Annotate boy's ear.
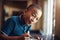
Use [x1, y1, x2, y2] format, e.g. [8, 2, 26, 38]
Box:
[23, 9, 27, 15]
[25, 9, 27, 12]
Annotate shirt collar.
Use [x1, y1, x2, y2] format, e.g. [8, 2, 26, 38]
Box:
[19, 14, 31, 26]
[19, 14, 25, 26]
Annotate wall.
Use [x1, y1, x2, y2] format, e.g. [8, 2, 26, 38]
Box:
[4, 5, 21, 20]
[55, 0, 60, 37]
[0, 0, 2, 31]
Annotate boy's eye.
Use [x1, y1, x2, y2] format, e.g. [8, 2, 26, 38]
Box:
[36, 18, 38, 20]
[32, 13, 36, 17]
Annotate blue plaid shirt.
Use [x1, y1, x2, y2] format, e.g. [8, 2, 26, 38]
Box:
[1, 16, 31, 36]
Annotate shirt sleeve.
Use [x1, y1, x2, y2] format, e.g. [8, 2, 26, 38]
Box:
[1, 18, 15, 36]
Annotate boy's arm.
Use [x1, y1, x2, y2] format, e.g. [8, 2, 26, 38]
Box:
[0, 33, 24, 40]
[0, 32, 30, 40]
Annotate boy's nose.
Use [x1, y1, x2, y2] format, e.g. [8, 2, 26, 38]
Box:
[31, 19, 34, 22]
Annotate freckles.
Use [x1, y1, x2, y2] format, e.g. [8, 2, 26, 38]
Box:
[30, 16, 33, 20]
[30, 16, 32, 19]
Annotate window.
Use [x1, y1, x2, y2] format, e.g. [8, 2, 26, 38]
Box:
[43, 0, 54, 35]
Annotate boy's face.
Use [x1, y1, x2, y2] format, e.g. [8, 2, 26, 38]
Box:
[25, 7, 42, 25]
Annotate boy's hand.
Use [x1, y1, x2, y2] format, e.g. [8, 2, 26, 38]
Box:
[22, 33, 30, 37]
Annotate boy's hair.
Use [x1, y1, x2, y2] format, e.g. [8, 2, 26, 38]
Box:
[27, 4, 41, 10]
